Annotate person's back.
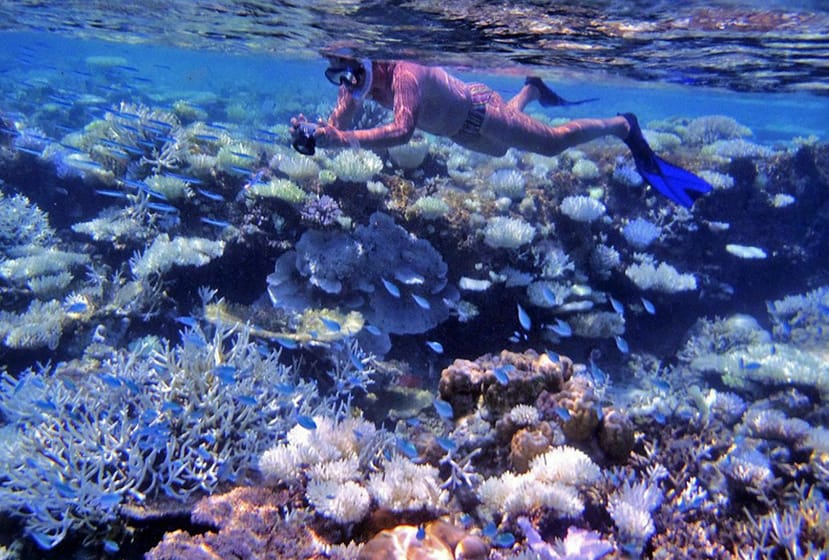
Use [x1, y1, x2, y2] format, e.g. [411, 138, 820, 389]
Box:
[372, 61, 471, 137]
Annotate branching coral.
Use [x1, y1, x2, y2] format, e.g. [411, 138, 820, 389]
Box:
[625, 260, 697, 293]
[0, 324, 316, 549]
[129, 234, 225, 279]
[483, 216, 536, 249]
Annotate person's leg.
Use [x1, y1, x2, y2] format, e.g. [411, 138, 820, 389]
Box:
[506, 83, 539, 112]
[480, 101, 630, 157]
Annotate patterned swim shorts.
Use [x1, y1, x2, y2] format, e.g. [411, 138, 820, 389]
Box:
[456, 83, 492, 140]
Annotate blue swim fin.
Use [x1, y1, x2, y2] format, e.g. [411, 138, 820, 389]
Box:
[526, 76, 599, 107]
[621, 113, 712, 208]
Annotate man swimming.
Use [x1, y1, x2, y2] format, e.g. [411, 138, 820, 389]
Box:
[291, 52, 711, 207]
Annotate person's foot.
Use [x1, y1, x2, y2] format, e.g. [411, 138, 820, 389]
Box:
[525, 76, 598, 107]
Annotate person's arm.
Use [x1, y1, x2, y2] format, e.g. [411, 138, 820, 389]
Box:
[328, 86, 359, 129]
[320, 66, 420, 150]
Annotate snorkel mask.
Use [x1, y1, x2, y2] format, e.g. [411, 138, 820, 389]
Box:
[324, 57, 373, 100]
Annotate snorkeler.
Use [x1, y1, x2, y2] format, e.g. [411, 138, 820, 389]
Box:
[291, 52, 711, 207]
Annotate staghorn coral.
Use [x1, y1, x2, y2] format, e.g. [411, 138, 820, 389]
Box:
[0, 191, 54, 253]
[0, 299, 66, 349]
[129, 234, 225, 279]
[0, 323, 317, 549]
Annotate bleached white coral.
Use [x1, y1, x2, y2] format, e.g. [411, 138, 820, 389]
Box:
[258, 416, 375, 486]
[607, 479, 662, 553]
[483, 216, 536, 249]
[622, 218, 661, 249]
[0, 299, 66, 349]
[329, 149, 383, 182]
[0, 192, 54, 252]
[246, 178, 307, 203]
[509, 404, 540, 426]
[560, 195, 605, 223]
[625, 261, 697, 293]
[530, 446, 601, 486]
[367, 455, 446, 512]
[0, 247, 89, 285]
[388, 136, 429, 169]
[477, 446, 600, 518]
[306, 479, 370, 524]
[129, 234, 225, 279]
[411, 196, 450, 220]
[490, 168, 526, 200]
[279, 154, 321, 181]
[572, 158, 600, 180]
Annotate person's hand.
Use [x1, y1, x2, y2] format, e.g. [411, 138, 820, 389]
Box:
[314, 124, 348, 148]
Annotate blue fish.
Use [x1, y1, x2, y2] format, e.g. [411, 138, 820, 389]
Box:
[396, 437, 419, 459]
[517, 303, 531, 331]
[416, 525, 426, 540]
[493, 532, 516, 548]
[146, 202, 179, 214]
[98, 373, 122, 388]
[274, 337, 298, 349]
[548, 318, 572, 337]
[297, 415, 317, 430]
[230, 151, 255, 160]
[175, 316, 199, 328]
[97, 492, 121, 508]
[435, 436, 457, 453]
[364, 324, 382, 336]
[213, 365, 236, 384]
[482, 522, 497, 538]
[161, 401, 184, 415]
[493, 365, 511, 386]
[194, 134, 220, 142]
[321, 317, 341, 332]
[381, 277, 400, 298]
[652, 378, 670, 392]
[406, 417, 421, 427]
[180, 331, 206, 347]
[200, 217, 231, 228]
[541, 285, 556, 305]
[34, 399, 58, 413]
[236, 395, 257, 406]
[614, 335, 629, 354]
[739, 358, 762, 371]
[609, 296, 624, 315]
[95, 189, 127, 199]
[163, 172, 203, 185]
[65, 301, 88, 313]
[552, 406, 571, 421]
[425, 340, 443, 354]
[15, 146, 43, 157]
[641, 296, 656, 315]
[196, 188, 225, 201]
[411, 293, 431, 310]
[433, 398, 453, 419]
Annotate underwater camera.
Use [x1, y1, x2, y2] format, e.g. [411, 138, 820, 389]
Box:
[291, 122, 318, 155]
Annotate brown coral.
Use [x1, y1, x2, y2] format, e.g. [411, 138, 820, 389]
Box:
[508, 427, 552, 472]
[537, 376, 600, 442]
[147, 486, 319, 560]
[358, 520, 488, 560]
[598, 407, 635, 461]
[439, 349, 571, 417]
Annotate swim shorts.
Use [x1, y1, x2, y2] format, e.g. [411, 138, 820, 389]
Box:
[455, 83, 492, 140]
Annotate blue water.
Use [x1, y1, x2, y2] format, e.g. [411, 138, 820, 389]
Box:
[0, 6, 828, 559]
